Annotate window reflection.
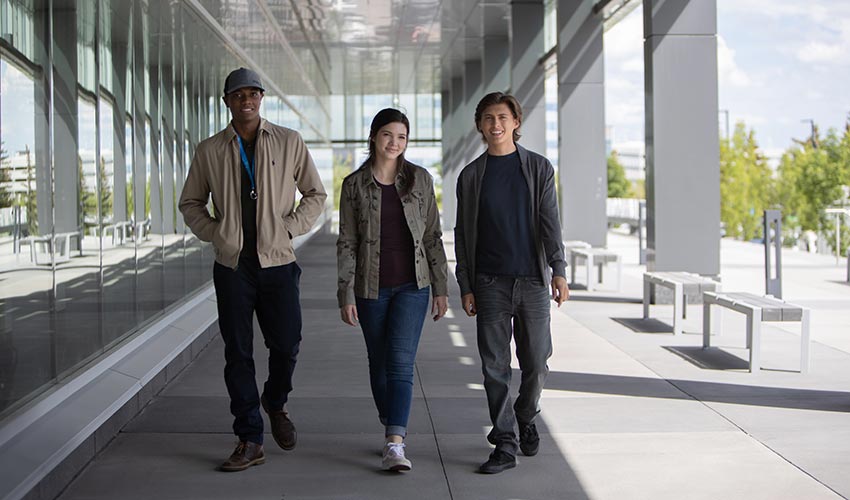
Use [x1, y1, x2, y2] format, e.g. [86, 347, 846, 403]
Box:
[0, 0, 341, 418]
[0, 0, 53, 417]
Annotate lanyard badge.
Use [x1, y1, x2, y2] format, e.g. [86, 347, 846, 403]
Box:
[236, 135, 257, 200]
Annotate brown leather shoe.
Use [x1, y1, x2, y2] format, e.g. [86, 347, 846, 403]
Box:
[262, 395, 297, 450]
[219, 441, 265, 472]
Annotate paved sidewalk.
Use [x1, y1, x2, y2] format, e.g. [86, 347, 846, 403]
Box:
[57, 233, 850, 500]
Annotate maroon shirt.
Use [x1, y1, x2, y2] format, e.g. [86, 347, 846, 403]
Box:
[378, 181, 416, 287]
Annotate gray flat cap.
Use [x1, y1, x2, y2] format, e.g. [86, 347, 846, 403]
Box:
[223, 67, 265, 95]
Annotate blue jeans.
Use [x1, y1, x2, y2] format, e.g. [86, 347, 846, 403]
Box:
[475, 273, 552, 457]
[356, 282, 430, 438]
[213, 257, 302, 445]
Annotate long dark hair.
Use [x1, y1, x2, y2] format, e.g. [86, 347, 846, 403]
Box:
[360, 108, 414, 197]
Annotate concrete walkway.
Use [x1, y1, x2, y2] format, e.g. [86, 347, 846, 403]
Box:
[56, 232, 850, 500]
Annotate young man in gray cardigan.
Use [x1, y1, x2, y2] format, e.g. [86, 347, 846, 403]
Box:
[454, 92, 569, 474]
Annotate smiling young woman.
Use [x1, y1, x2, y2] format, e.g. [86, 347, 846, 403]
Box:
[336, 108, 449, 472]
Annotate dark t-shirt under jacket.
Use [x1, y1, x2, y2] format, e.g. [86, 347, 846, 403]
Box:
[476, 151, 538, 278]
[378, 181, 416, 287]
[240, 137, 258, 260]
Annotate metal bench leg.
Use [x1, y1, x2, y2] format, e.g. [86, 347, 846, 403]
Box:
[616, 257, 622, 292]
[570, 253, 577, 285]
[673, 282, 683, 335]
[586, 255, 595, 292]
[642, 279, 651, 319]
[597, 262, 603, 284]
[711, 286, 722, 336]
[702, 302, 711, 348]
[710, 303, 722, 336]
[801, 309, 811, 374]
[747, 308, 762, 372]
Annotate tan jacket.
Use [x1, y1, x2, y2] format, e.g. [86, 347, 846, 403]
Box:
[179, 119, 327, 269]
[337, 162, 449, 307]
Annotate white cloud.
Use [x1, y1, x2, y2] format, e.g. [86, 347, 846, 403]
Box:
[794, 19, 850, 64]
[718, 0, 843, 24]
[797, 41, 845, 63]
[736, 113, 768, 125]
[606, 77, 639, 92]
[717, 35, 752, 87]
[604, 8, 642, 60]
[608, 102, 643, 126]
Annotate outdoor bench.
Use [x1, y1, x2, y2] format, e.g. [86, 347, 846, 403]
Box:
[643, 271, 721, 335]
[702, 291, 810, 373]
[569, 247, 621, 291]
[20, 231, 83, 265]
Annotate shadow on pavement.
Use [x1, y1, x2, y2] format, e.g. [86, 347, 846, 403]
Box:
[545, 370, 850, 413]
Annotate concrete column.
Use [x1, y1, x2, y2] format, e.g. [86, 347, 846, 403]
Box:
[148, 59, 162, 235]
[51, 5, 79, 235]
[173, 13, 186, 234]
[557, 0, 607, 247]
[510, 0, 546, 155]
[440, 87, 452, 231]
[32, 4, 52, 235]
[484, 36, 510, 93]
[110, 35, 128, 225]
[131, 2, 147, 226]
[441, 76, 465, 231]
[461, 59, 483, 168]
[644, 0, 720, 275]
[160, 61, 175, 235]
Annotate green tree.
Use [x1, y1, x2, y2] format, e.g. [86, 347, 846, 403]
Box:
[607, 150, 631, 198]
[776, 125, 849, 240]
[22, 146, 37, 235]
[79, 155, 98, 223]
[126, 180, 134, 218]
[99, 156, 113, 220]
[0, 142, 11, 208]
[720, 122, 772, 240]
[332, 151, 353, 211]
[777, 122, 850, 254]
[431, 161, 443, 209]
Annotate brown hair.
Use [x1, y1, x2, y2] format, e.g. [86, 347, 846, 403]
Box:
[474, 92, 523, 142]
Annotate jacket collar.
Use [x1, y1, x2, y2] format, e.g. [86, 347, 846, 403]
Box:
[473, 142, 529, 185]
[224, 118, 270, 142]
[358, 160, 410, 191]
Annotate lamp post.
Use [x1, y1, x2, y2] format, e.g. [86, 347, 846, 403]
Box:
[801, 118, 816, 147]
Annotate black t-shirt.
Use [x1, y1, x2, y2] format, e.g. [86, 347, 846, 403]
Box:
[476, 151, 538, 277]
[378, 181, 416, 287]
[239, 137, 258, 260]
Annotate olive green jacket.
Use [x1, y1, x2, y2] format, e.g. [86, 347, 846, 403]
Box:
[336, 162, 449, 307]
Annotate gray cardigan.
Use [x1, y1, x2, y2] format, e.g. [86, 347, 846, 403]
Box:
[453, 143, 567, 296]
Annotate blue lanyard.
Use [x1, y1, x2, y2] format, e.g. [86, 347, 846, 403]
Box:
[236, 135, 257, 200]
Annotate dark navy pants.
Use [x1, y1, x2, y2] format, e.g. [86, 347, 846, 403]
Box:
[213, 257, 302, 445]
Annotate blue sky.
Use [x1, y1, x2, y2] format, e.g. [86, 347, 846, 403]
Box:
[604, 0, 850, 158]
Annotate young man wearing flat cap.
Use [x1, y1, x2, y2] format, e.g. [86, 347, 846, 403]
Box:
[179, 67, 327, 472]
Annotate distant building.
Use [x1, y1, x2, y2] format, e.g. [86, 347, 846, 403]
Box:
[611, 140, 645, 182]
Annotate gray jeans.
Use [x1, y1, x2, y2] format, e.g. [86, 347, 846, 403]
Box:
[475, 273, 552, 456]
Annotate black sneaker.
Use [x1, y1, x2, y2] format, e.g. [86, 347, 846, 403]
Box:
[478, 450, 517, 474]
[519, 423, 539, 456]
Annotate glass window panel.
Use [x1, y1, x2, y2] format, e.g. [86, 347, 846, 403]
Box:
[416, 93, 433, 141]
[0, 50, 50, 416]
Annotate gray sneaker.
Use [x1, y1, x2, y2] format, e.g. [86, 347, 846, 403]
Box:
[382, 442, 412, 471]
